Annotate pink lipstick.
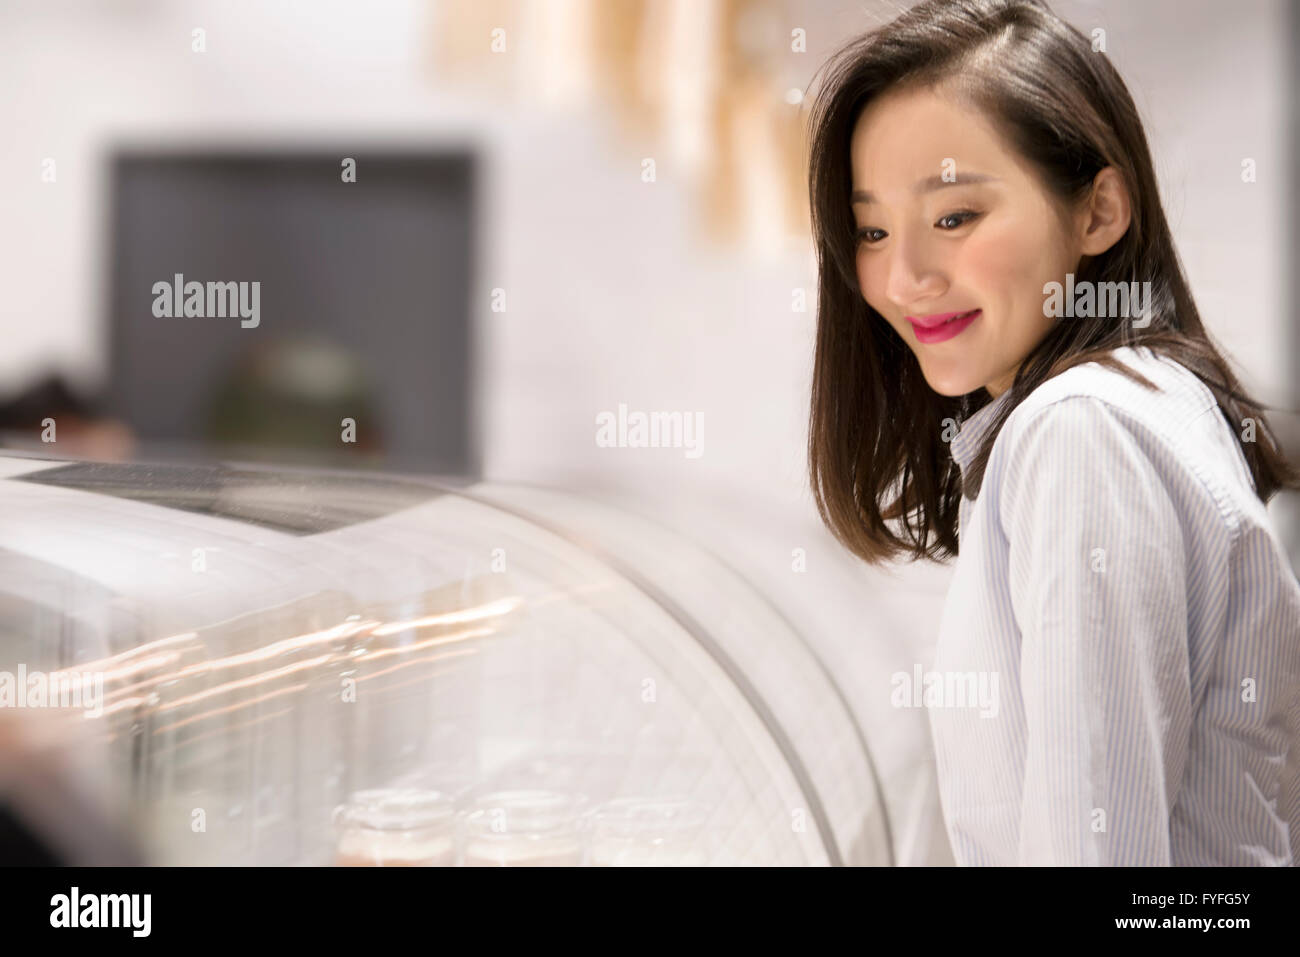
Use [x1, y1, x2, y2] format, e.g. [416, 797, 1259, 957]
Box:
[905, 308, 981, 344]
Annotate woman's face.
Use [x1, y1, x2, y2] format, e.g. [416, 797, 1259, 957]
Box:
[849, 85, 1084, 398]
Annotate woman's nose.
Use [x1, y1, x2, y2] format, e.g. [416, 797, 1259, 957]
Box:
[882, 234, 945, 309]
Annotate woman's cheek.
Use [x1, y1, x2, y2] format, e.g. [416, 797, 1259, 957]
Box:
[956, 226, 1005, 283]
[966, 215, 1055, 290]
[856, 253, 886, 308]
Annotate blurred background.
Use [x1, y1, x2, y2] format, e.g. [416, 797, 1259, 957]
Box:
[0, 0, 1296, 867]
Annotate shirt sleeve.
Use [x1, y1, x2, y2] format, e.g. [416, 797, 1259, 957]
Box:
[998, 396, 1192, 865]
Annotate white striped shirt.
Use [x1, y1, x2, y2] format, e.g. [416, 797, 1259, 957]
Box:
[930, 344, 1300, 865]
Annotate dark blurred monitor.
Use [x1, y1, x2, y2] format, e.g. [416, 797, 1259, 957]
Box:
[105, 148, 478, 476]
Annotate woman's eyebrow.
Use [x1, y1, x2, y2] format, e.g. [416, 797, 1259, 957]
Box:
[851, 172, 999, 205]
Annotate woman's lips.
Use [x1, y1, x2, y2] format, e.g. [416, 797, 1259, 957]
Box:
[907, 308, 981, 344]
[906, 308, 979, 329]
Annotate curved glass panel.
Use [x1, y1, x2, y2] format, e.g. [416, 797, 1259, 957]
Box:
[0, 453, 891, 865]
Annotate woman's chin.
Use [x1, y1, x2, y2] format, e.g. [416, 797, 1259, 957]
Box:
[917, 366, 985, 399]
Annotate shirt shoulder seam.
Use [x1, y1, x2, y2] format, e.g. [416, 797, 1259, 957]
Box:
[999, 390, 1244, 547]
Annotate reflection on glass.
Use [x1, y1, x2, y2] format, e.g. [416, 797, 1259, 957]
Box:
[0, 456, 891, 866]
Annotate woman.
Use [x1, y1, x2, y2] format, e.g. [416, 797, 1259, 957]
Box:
[805, 0, 1300, 865]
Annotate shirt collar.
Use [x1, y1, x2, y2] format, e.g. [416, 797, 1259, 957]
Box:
[950, 389, 1013, 474]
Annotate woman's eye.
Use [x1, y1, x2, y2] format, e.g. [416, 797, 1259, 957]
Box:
[856, 211, 979, 247]
[936, 210, 979, 230]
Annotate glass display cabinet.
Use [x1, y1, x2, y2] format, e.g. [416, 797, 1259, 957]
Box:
[0, 451, 892, 866]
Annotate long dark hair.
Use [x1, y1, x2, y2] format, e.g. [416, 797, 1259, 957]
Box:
[806, 0, 1300, 565]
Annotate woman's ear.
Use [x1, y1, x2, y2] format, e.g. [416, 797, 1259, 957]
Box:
[1078, 166, 1132, 257]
